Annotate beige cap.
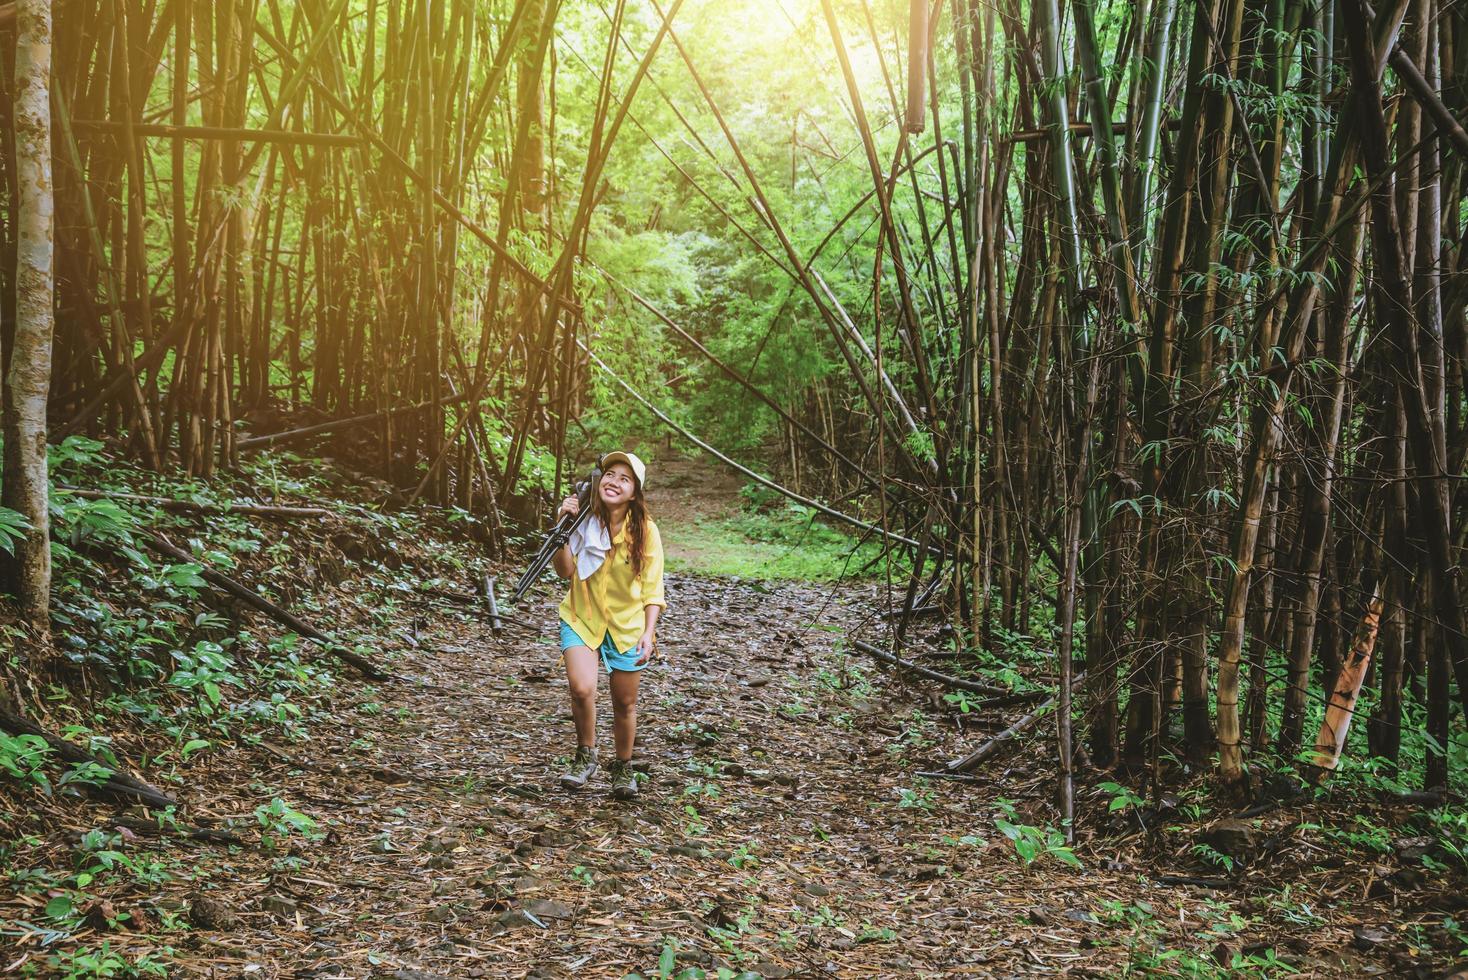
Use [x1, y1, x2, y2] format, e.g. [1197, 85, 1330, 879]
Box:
[600, 451, 647, 490]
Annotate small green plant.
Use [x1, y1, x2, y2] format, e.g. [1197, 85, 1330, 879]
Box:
[167, 639, 242, 710]
[992, 800, 1080, 868]
[942, 690, 979, 714]
[58, 760, 114, 790]
[0, 505, 33, 556]
[943, 832, 987, 848]
[624, 935, 751, 980]
[0, 731, 53, 792]
[728, 842, 760, 869]
[1098, 780, 1145, 814]
[1424, 806, 1468, 870]
[1300, 814, 1393, 856]
[683, 778, 721, 799]
[1192, 841, 1236, 874]
[896, 786, 935, 811]
[1440, 916, 1468, 957]
[44, 942, 171, 979]
[1228, 946, 1300, 975]
[255, 797, 322, 851]
[1264, 885, 1322, 928]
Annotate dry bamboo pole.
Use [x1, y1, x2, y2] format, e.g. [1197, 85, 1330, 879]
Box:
[62, 489, 330, 518]
[851, 640, 1014, 697]
[1278, 210, 1366, 758]
[1123, 0, 1216, 770]
[143, 533, 388, 680]
[944, 672, 1088, 773]
[236, 391, 470, 450]
[1307, 589, 1384, 781]
[1174, 0, 1245, 766]
[1071, 0, 1142, 335]
[416, 0, 443, 503]
[856, 0, 959, 363]
[1034, 0, 1092, 837]
[110, 0, 152, 359]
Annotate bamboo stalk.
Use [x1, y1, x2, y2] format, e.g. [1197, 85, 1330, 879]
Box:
[70, 119, 361, 145]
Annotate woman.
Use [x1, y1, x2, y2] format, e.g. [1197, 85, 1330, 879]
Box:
[551, 451, 665, 799]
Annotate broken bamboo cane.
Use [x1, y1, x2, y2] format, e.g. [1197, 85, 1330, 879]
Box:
[944, 671, 1088, 774]
[235, 392, 469, 450]
[69, 120, 361, 147]
[1307, 589, 1384, 782]
[850, 640, 1013, 697]
[0, 703, 175, 809]
[143, 534, 389, 680]
[484, 574, 504, 635]
[63, 489, 330, 519]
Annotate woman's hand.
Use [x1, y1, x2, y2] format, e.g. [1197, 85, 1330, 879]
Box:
[557, 495, 580, 519]
[634, 628, 657, 665]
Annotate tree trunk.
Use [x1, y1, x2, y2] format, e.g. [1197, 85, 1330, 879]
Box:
[1, 0, 55, 633]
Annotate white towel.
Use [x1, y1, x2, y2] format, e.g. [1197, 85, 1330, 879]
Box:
[567, 514, 612, 580]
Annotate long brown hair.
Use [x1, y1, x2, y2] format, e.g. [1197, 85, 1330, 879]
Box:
[592, 470, 650, 577]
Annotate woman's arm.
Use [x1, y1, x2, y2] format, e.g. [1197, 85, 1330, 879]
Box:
[635, 523, 666, 664]
[635, 603, 662, 665]
[550, 496, 578, 579]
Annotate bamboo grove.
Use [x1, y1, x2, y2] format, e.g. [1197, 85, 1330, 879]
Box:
[0, 0, 1465, 804]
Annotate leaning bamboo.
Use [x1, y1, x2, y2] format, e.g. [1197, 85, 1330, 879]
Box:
[236, 392, 470, 450]
[61, 489, 331, 519]
[581, 342, 929, 552]
[945, 672, 1088, 773]
[850, 639, 1014, 697]
[1308, 590, 1385, 779]
[70, 120, 361, 146]
[143, 534, 389, 680]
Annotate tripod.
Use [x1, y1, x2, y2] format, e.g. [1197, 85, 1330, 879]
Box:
[510, 468, 602, 603]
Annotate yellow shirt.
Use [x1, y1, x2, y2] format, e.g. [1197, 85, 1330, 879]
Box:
[560, 518, 666, 652]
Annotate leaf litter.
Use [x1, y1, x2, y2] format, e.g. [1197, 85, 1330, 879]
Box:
[1, 457, 1463, 977]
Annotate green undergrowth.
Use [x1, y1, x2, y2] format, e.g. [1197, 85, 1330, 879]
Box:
[667, 486, 906, 581]
[1, 436, 498, 976]
[2, 437, 491, 770]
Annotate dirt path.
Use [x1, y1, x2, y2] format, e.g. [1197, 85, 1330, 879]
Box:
[168, 573, 1137, 977]
[640, 451, 750, 570]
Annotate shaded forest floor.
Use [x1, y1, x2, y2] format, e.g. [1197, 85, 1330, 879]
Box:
[2, 451, 1465, 977]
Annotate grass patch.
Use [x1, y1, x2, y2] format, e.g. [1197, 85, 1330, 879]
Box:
[666, 499, 903, 581]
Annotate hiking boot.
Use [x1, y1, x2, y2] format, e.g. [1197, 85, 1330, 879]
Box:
[609, 759, 638, 801]
[559, 746, 598, 790]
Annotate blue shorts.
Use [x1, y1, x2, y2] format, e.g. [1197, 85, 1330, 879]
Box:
[559, 620, 647, 674]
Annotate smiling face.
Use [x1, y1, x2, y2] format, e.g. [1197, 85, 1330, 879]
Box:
[598, 462, 638, 508]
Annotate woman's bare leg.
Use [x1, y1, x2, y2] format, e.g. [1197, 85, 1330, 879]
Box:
[609, 668, 642, 761]
[563, 646, 599, 747]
